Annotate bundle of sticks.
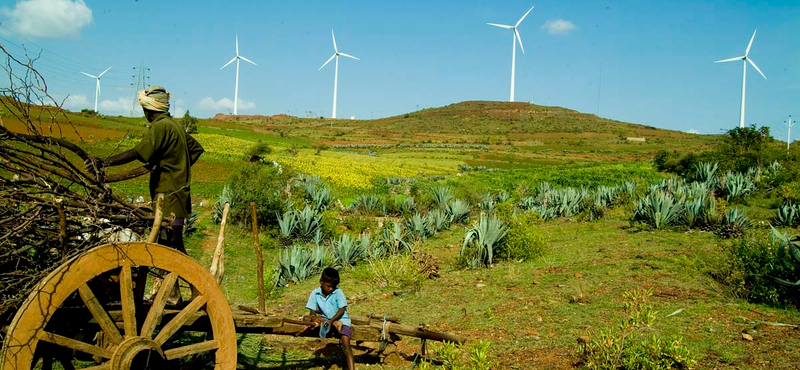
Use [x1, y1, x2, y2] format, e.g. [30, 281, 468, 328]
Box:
[0, 45, 152, 327]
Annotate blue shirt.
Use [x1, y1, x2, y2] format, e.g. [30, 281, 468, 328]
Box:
[305, 287, 351, 326]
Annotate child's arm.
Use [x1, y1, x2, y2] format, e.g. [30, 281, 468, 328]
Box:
[308, 309, 324, 324]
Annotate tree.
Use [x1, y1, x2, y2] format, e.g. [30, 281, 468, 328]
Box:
[179, 110, 198, 134]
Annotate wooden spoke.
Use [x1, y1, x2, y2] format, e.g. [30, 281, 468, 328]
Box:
[164, 340, 219, 360]
[119, 264, 137, 338]
[140, 272, 179, 338]
[77, 284, 123, 345]
[37, 331, 113, 359]
[154, 295, 207, 346]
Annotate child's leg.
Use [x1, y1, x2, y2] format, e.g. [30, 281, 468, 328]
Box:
[340, 325, 355, 370]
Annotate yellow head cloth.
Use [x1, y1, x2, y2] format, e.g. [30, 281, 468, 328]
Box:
[138, 85, 171, 112]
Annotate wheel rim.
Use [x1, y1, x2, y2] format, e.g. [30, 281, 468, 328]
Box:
[1, 242, 236, 370]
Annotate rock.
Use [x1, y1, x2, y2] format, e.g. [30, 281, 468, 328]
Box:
[476, 283, 486, 288]
[577, 335, 591, 345]
[574, 272, 583, 278]
[741, 333, 753, 341]
[533, 281, 541, 285]
[135, 196, 144, 203]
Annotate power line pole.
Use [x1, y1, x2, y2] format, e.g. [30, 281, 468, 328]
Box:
[130, 58, 150, 117]
[787, 115, 794, 153]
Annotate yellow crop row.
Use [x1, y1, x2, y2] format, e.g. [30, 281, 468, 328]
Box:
[193, 134, 253, 158]
[268, 150, 454, 189]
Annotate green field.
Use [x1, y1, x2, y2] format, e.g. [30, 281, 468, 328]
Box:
[4, 101, 799, 369]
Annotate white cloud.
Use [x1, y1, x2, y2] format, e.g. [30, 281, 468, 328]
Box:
[0, 0, 93, 39]
[62, 94, 90, 111]
[687, 129, 701, 134]
[541, 19, 576, 35]
[196, 97, 256, 113]
[99, 97, 133, 116]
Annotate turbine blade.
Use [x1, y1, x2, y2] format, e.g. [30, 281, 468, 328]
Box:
[98, 66, 112, 78]
[515, 5, 535, 27]
[714, 56, 744, 63]
[239, 56, 257, 66]
[319, 54, 336, 70]
[338, 52, 360, 60]
[515, 28, 525, 54]
[236, 34, 239, 56]
[487, 23, 513, 29]
[220, 57, 236, 70]
[331, 30, 338, 53]
[747, 58, 767, 80]
[745, 29, 756, 56]
[81, 72, 97, 78]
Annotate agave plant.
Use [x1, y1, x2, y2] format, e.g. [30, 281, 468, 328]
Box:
[332, 233, 366, 267]
[446, 199, 470, 224]
[183, 211, 200, 236]
[307, 185, 332, 213]
[632, 193, 684, 229]
[277, 210, 297, 240]
[518, 196, 537, 211]
[406, 212, 431, 241]
[594, 186, 619, 207]
[530, 205, 557, 221]
[717, 207, 752, 239]
[379, 222, 412, 254]
[352, 193, 382, 215]
[535, 181, 554, 196]
[278, 244, 322, 286]
[694, 162, 719, 185]
[775, 202, 800, 227]
[764, 228, 800, 288]
[429, 209, 451, 233]
[683, 192, 717, 229]
[620, 181, 637, 201]
[461, 214, 508, 267]
[720, 172, 755, 201]
[294, 205, 321, 240]
[554, 187, 585, 217]
[430, 186, 454, 208]
[478, 192, 496, 214]
[495, 191, 511, 203]
[398, 196, 416, 215]
[764, 160, 783, 188]
[360, 232, 385, 260]
[212, 185, 235, 224]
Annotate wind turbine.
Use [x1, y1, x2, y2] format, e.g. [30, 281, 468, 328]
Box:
[220, 35, 257, 115]
[488, 5, 534, 102]
[787, 115, 794, 152]
[715, 29, 767, 128]
[319, 30, 359, 119]
[80, 66, 112, 113]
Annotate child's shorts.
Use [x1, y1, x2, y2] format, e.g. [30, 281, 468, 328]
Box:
[320, 324, 352, 338]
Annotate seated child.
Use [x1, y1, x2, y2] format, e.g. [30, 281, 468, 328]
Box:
[306, 267, 355, 370]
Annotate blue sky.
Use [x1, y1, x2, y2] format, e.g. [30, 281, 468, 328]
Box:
[1, 0, 798, 138]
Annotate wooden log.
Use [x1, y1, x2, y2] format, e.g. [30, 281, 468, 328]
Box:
[250, 202, 265, 313]
[146, 194, 164, 243]
[209, 203, 230, 285]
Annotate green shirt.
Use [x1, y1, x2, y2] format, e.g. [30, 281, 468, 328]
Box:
[134, 113, 204, 218]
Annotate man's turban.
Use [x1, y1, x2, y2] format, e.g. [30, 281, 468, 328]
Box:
[138, 85, 170, 112]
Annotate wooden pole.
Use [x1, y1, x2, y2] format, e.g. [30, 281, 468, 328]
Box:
[147, 194, 165, 243]
[210, 203, 230, 285]
[251, 202, 265, 314]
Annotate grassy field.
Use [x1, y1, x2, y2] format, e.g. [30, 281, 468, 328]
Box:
[4, 101, 798, 369]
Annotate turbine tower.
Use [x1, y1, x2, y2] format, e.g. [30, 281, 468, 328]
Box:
[220, 35, 257, 115]
[787, 115, 794, 152]
[488, 5, 534, 102]
[80, 66, 112, 113]
[319, 30, 359, 119]
[715, 29, 767, 128]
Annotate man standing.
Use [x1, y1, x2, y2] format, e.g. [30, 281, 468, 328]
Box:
[88, 85, 204, 253]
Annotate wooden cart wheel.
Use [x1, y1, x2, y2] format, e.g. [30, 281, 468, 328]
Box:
[1, 242, 236, 370]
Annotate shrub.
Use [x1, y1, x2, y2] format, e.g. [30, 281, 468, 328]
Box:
[363, 253, 426, 292]
[500, 213, 545, 261]
[717, 230, 800, 306]
[577, 289, 697, 370]
[460, 214, 507, 268]
[225, 165, 290, 227]
[179, 110, 198, 134]
[341, 214, 376, 234]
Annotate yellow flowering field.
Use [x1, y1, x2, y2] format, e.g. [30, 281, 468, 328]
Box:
[269, 150, 455, 189]
[193, 133, 254, 159]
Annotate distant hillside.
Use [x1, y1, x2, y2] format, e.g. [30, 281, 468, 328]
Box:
[358, 101, 696, 139]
